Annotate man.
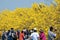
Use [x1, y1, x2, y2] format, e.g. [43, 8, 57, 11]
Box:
[30, 28, 39, 40]
[48, 26, 56, 40]
[10, 28, 15, 33]
[7, 28, 17, 40]
[2, 31, 7, 40]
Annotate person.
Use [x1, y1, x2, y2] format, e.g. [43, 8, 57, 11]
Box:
[10, 28, 17, 40]
[12, 33, 17, 40]
[6, 30, 10, 40]
[30, 28, 39, 40]
[48, 26, 56, 40]
[16, 30, 20, 39]
[19, 31, 24, 40]
[23, 28, 28, 40]
[7, 28, 17, 40]
[39, 29, 46, 40]
[7, 28, 14, 40]
[28, 30, 32, 37]
[25, 29, 30, 39]
[23, 28, 26, 35]
[0, 31, 2, 39]
[30, 29, 34, 35]
[10, 28, 15, 33]
[7, 30, 10, 37]
[2, 31, 7, 40]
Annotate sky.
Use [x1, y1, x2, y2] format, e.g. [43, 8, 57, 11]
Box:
[0, 0, 56, 11]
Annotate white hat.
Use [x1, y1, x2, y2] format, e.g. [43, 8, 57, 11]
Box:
[34, 28, 37, 30]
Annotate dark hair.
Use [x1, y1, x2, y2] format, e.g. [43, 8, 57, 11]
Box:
[11, 28, 14, 30]
[40, 29, 43, 33]
[21, 31, 24, 33]
[34, 30, 37, 32]
[8, 30, 10, 32]
[50, 26, 53, 31]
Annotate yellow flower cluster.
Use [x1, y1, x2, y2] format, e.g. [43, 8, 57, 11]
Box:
[0, 0, 60, 40]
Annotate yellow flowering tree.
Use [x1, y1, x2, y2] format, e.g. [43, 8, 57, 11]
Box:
[0, 0, 60, 40]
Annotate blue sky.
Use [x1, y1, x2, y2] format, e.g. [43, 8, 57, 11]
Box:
[0, 0, 56, 11]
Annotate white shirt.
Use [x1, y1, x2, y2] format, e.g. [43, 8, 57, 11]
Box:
[30, 32, 39, 40]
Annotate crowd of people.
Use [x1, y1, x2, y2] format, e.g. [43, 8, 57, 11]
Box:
[1, 26, 56, 40]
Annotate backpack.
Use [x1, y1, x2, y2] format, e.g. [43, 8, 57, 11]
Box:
[12, 33, 17, 40]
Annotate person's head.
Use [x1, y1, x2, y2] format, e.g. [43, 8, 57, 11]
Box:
[11, 28, 14, 30]
[34, 30, 37, 32]
[21, 31, 24, 33]
[33, 28, 37, 32]
[8, 30, 10, 32]
[40, 29, 43, 33]
[50, 26, 53, 31]
[54, 28, 57, 31]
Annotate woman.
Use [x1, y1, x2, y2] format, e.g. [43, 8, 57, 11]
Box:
[39, 30, 46, 40]
[19, 31, 24, 40]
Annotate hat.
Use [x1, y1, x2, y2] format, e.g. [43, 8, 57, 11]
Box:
[34, 28, 37, 30]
